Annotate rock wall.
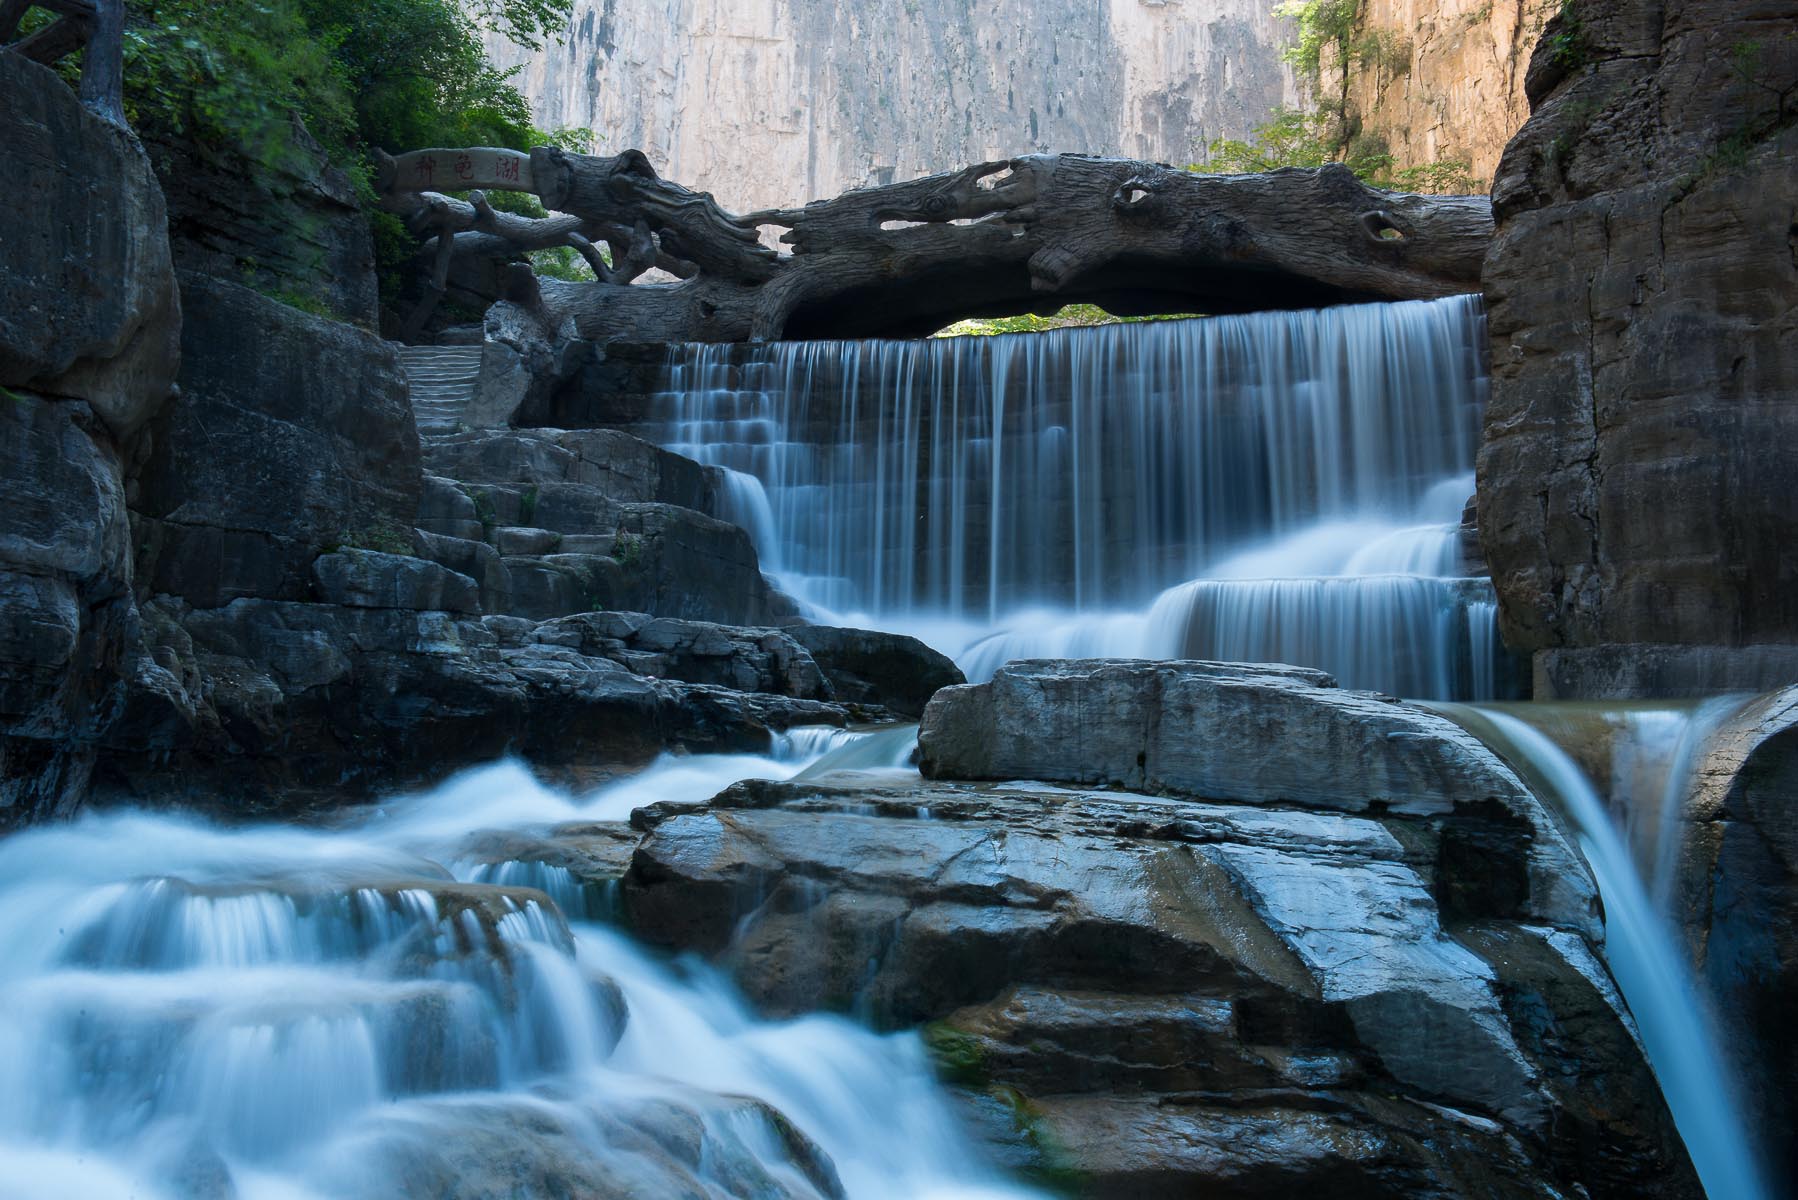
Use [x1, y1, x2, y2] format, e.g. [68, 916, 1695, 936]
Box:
[0, 55, 179, 825]
[132, 274, 422, 608]
[1333, 0, 1558, 185]
[485, 0, 1299, 210]
[142, 120, 380, 327]
[1478, 0, 1798, 692]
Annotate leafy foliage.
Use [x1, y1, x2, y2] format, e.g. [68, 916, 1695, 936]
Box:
[122, 1, 355, 170]
[933, 304, 1201, 338]
[1193, 108, 1474, 194]
[1275, 0, 1361, 81]
[119, 0, 577, 304]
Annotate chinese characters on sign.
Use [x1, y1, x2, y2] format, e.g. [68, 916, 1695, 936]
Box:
[388, 149, 534, 194]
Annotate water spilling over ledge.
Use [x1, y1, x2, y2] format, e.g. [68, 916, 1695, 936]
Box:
[0, 734, 1037, 1200]
[647, 295, 1509, 698]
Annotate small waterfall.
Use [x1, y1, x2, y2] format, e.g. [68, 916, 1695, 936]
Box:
[0, 742, 1028, 1200]
[1433, 702, 1770, 1200]
[651, 295, 1506, 698]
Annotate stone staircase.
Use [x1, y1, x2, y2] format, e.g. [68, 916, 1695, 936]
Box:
[396, 345, 482, 434]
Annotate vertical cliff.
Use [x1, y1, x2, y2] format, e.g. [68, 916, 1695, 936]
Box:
[1331, 0, 1558, 184]
[486, 0, 1300, 209]
[1478, 0, 1798, 696]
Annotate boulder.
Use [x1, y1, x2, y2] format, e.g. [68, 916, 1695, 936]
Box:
[1478, 0, 1798, 681]
[1681, 687, 1798, 1186]
[0, 55, 180, 439]
[410, 530, 511, 614]
[785, 626, 964, 717]
[532, 612, 831, 700]
[133, 274, 421, 606]
[919, 659, 1597, 933]
[312, 551, 480, 614]
[421, 427, 715, 513]
[607, 503, 785, 627]
[617, 775, 1694, 1198]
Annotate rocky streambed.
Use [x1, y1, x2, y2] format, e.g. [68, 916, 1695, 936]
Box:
[454, 659, 1716, 1198]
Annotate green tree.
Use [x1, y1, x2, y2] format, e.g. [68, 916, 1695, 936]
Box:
[1194, 1, 1474, 193]
[118, 0, 578, 305]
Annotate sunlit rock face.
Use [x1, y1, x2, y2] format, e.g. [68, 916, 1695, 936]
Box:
[485, 0, 1299, 209]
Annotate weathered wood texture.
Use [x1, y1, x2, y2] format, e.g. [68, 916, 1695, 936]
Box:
[381, 147, 1494, 342]
[3, 0, 123, 127]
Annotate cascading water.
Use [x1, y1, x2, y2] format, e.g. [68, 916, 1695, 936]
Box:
[0, 730, 1039, 1200]
[650, 295, 1507, 697]
[1432, 701, 1771, 1200]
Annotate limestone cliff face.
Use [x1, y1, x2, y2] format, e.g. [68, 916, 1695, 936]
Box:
[1334, 0, 1557, 185]
[486, 0, 1300, 209]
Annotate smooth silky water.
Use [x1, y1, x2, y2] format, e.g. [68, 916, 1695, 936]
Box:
[1431, 700, 1771, 1200]
[649, 294, 1507, 698]
[0, 730, 1034, 1200]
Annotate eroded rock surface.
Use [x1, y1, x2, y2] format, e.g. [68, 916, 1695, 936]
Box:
[920, 658, 1599, 935]
[1478, 0, 1798, 687]
[134, 273, 421, 607]
[101, 598, 858, 816]
[603, 768, 1690, 1198]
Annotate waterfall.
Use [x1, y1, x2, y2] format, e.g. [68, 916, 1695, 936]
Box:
[0, 737, 1037, 1200]
[651, 295, 1507, 698]
[1431, 702, 1770, 1200]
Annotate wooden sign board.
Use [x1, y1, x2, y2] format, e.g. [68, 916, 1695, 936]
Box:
[384, 148, 535, 194]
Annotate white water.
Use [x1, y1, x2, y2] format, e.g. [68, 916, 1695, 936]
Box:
[0, 731, 1037, 1200]
[1439, 706, 1770, 1200]
[656, 295, 1505, 698]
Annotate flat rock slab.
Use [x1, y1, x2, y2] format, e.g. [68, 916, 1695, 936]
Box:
[920, 658, 1598, 935]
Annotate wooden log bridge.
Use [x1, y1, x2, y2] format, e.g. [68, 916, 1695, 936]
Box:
[378, 145, 1494, 343]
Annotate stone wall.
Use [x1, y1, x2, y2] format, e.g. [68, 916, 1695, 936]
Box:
[1476, 0, 1798, 692]
[485, 0, 1299, 210]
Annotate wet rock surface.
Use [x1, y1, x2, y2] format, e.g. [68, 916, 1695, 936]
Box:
[417, 426, 797, 625]
[921, 658, 1600, 935]
[98, 598, 862, 816]
[1683, 687, 1798, 1184]
[601, 768, 1693, 1198]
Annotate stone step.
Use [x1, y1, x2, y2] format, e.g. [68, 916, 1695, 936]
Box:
[396, 343, 482, 433]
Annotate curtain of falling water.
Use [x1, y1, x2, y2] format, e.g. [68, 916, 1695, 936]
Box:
[653, 295, 1505, 698]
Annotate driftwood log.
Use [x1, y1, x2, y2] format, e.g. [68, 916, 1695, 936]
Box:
[380, 146, 1493, 343]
